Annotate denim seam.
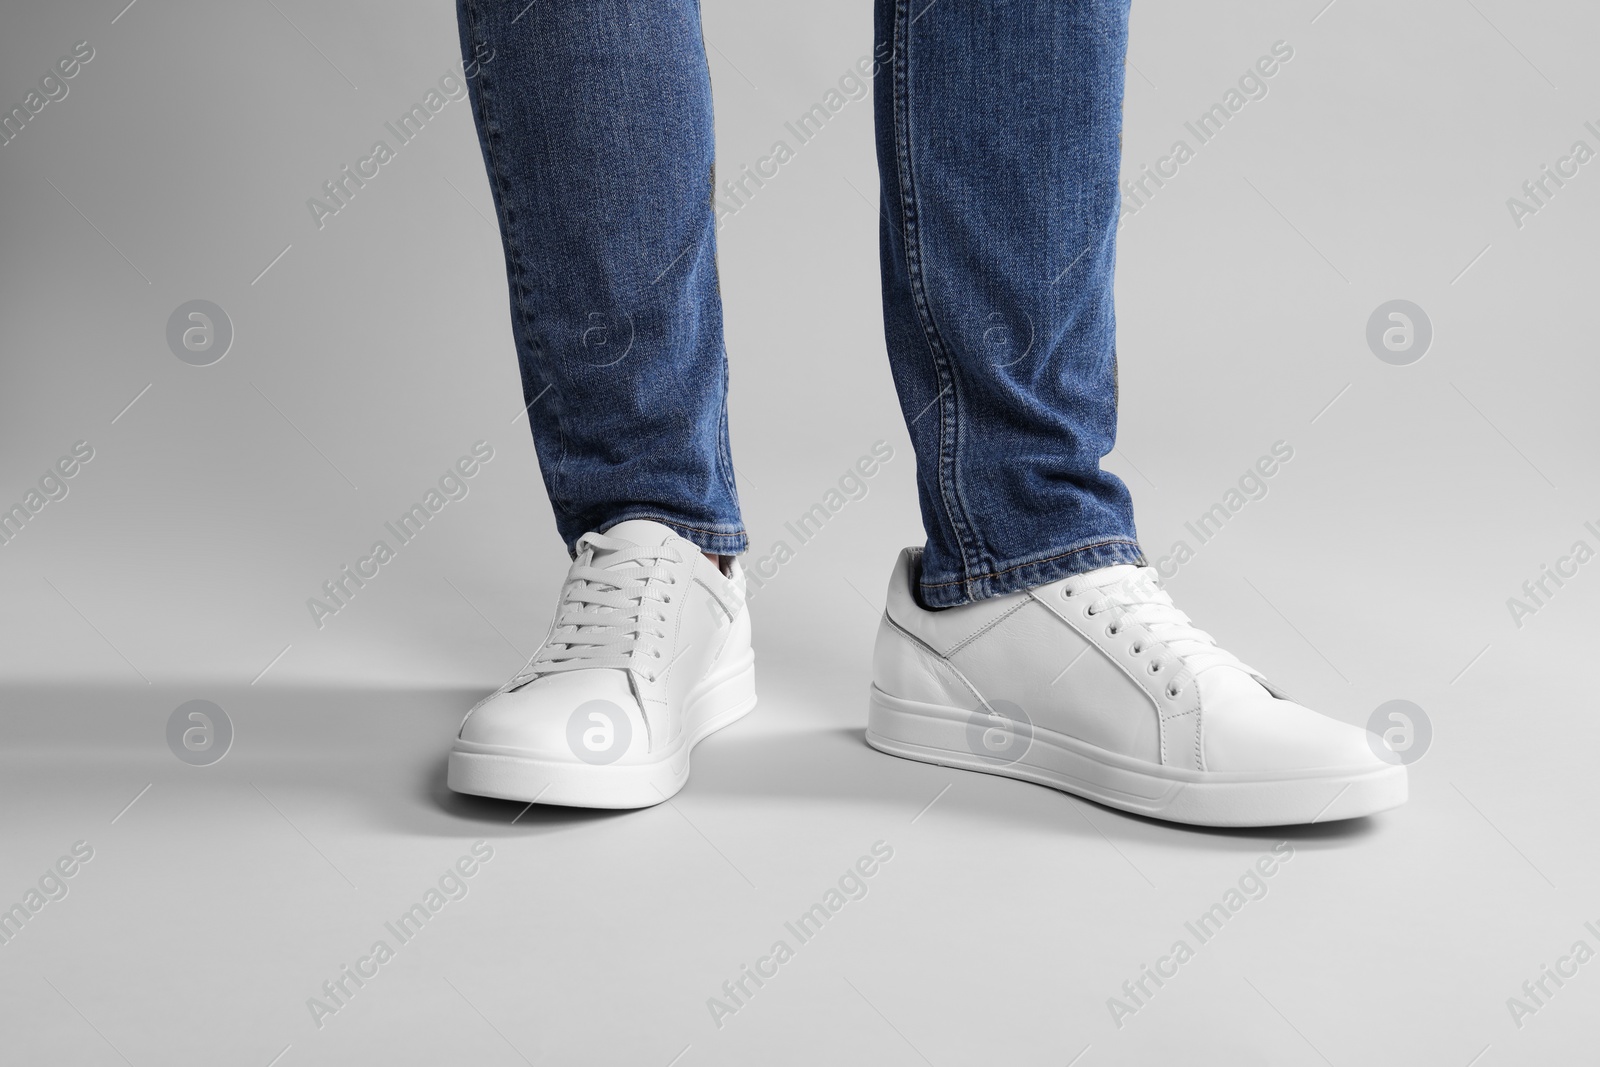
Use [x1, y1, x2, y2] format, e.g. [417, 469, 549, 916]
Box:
[714, 374, 729, 495]
[608, 511, 745, 537]
[890, 0, 983, 592]
[692, 3, 740, 512]
[598, 511, 747, 542]
[919, 537, 1144, 589]
[464, 0, 571, 517]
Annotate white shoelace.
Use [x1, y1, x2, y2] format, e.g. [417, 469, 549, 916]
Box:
[1064, 566, 1255, 698]
[517, 532, 684, 685]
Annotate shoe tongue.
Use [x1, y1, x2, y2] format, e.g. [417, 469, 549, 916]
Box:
[1056, 563, 1269, 700]
[601, 519, 678, 547]
[590, 519, 680, 568]
[1060, 563, 1145, 594]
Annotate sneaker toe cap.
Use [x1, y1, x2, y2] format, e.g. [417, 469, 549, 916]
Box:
[1199, 671, 1390, 773]
[458, 670, 644, 761]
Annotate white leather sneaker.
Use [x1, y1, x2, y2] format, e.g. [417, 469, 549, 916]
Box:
[448, 519, 755, 809]
[867, 550, 1405, 826]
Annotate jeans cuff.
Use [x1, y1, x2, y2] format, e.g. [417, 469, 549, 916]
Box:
[582, 511, 748, 557]
[918, 537, 1147, 608]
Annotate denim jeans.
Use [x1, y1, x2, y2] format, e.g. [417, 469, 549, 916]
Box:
[457, 0, 1145, 606]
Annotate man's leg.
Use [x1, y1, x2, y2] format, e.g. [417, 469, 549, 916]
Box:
[873, 0, 1141, 609]
[866, 0, 1407, 827]
[448, 1, 755, 808]
[456, 0, 745, 557]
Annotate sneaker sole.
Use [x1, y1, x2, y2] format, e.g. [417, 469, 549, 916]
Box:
[865, 685, 1406, 827]
[447, 655, 756, 810]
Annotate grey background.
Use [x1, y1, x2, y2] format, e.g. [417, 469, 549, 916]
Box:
[2, 0, 1597, 1063]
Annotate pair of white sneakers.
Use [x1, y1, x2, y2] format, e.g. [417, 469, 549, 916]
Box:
[447, 520, 1405, 826]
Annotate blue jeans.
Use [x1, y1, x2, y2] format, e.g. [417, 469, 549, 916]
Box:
[457, 0, 1145, 607]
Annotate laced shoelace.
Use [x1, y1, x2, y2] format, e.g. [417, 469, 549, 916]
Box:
[1062, 566, 1255, 699]
[513, 532, 684, 686]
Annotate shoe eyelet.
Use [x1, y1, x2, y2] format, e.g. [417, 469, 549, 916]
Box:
[1085, 605, 1098, 616]
[1148, 661, 1162, 674]
[1105, 624, 1120, 638]
[1166, 685, 1181, 698]
[1130, 643, 1144, 655]
[1062, 588, 1076, 599]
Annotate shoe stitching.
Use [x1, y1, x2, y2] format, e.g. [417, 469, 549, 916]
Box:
[940, 598, 1029, 657]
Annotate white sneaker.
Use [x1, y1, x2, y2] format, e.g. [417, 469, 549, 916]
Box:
[447, 519, 756, 809]
[867, 550, 1405, 826]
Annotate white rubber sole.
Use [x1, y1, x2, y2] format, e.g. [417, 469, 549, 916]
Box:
[865, 686, 1406, 827]
[447, 654, 756, 810]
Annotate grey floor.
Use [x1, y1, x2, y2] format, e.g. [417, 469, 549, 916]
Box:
[3, 0, 1599, 1064]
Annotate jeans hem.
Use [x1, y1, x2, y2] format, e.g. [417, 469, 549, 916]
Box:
[918, 537, 1145, 608]
[580, 512, 747, 557]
